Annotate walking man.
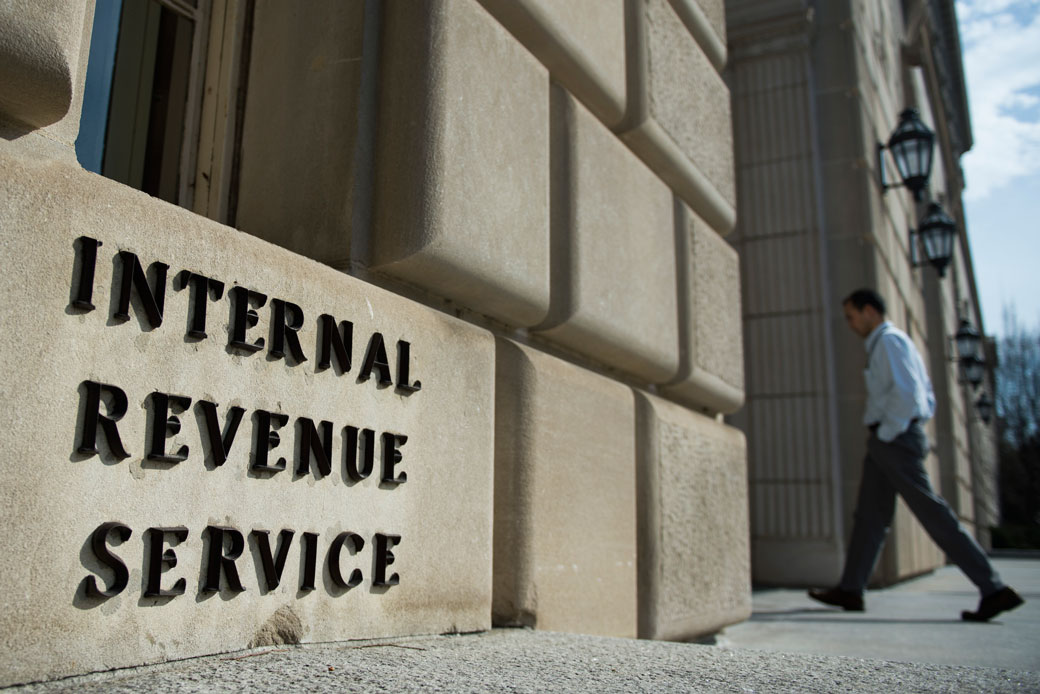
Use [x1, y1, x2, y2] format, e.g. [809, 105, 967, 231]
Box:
[809, 288, 1023, 622]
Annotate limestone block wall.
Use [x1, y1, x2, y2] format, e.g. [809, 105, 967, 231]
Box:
[372, 0, 746, 639]
[661, 203, 743, 413]
[535, 86, 678, 383]
[493, 340, 638, 637]
[235, 1, 367, 265]
[372, 0, 552, 327]
[476, 0, 627, 128]
[637, 393, 750, 639]
[621, 0, 735, 235]
[0, 0, 749, 684]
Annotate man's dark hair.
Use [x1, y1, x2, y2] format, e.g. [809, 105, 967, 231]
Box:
[843, 288, 886, 315]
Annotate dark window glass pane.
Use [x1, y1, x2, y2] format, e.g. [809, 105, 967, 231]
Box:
[141, 9, 194, 202]
[95, 0, 196, 205]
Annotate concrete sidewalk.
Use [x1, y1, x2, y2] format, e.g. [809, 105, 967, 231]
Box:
[8, 559, 1038, 693]
[719, 557, 1040, 671]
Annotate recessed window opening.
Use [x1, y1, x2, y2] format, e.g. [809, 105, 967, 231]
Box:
[78, 0, 209, 208]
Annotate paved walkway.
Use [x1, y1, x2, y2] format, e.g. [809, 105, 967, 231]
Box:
[719, 557, 1040, 671]
[9, 559, 1038, 693]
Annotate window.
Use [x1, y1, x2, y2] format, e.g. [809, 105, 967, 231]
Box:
[77, 0, 249, 223]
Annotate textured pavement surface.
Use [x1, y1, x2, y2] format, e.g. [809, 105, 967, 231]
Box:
[719, 557, 1040, 671]
[8, 559, 1038, 693]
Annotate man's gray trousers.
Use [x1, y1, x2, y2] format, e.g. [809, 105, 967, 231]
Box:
[838, 422, 1003, 596]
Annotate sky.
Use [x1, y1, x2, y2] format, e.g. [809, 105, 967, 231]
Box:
[955, 0, 1040, 336]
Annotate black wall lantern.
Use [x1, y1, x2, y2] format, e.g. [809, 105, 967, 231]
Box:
[952, 317, 985, 390]
[960, 354, 986, 389]
[911, 203, 957, 277]
[879, 108, 936, 201]
[954, 318, 981, 360]
[975, 393, 994, 424]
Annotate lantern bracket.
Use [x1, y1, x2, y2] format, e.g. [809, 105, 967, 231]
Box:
[878, 143, 903, 194]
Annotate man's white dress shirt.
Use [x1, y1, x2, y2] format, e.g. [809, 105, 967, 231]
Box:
[862, 321, 936, 442]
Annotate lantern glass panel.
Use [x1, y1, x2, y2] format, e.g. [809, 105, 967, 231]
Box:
[955, 320, 981, 359]
[917, 203, 956, 275]
[891, 139, 915, 180]
[887, 109, 935, 195]
[937, 232, 952, 262]
[961, 355, 985, 387]
[976, 395, 994, 423]
[920, 226, 940, 259]
[918, 142, 933, 185]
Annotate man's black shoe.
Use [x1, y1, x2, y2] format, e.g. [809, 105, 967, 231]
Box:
[807, 587, 864, 611]
[961, 586, 1025, 622]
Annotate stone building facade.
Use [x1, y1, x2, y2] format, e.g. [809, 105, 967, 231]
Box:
[725, 0, 998, 587]
[0, 0, 749, 685]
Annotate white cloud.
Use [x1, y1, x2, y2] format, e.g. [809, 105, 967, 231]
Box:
[958, 0, 1038, 23]
[956, 0, 1040, 200]
[1003, 92, 1038, 111]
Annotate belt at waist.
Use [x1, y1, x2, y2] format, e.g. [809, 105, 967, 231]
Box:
[868, 418, 919, 434]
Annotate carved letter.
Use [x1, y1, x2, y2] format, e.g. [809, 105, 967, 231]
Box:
[297, 418, 332, 477]
[114, 250, 167, 328]
[251, 529, 295, 591]
[252, 410, 288, 472]
[84, 522, 132, 598]
[381, 432, 408, 485]
[72, 236, 102, 310]
[147, 392, 192, 463]
[229, 286, 267, 353]
[77, 381, 131, 460]
[300, 531, 319, 591]
[270, 299, 307, 364]
[395, 340, 422, 393]
[144, 526, 188, 597]
[198, 400, 244, 467]
[175, 271, 225, 339]
[344, 426, 375, 481]
[316, 314, 353, 373]
[328, 532, 364, 589]
[359, 332, 392, 385]
[202, 526, 246, 593]
[373, 533, 401, 587]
